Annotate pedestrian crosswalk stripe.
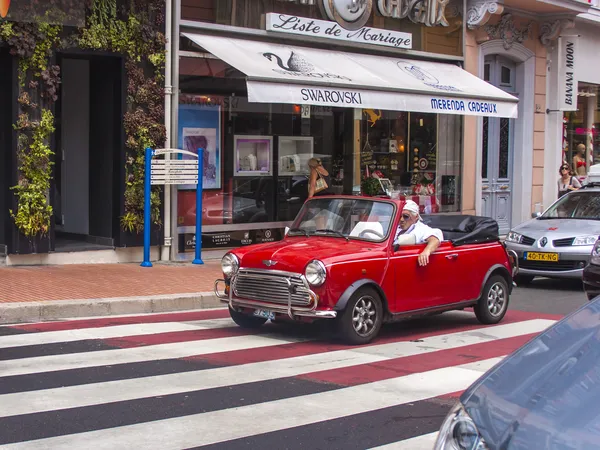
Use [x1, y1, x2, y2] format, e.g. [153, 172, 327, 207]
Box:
[0, 319, 234, 349]
[0, 309, 559, 449]
[0, 333, 307, 377]
[0, 319, 553, 417]
[369, 432, 438, 449]
[0, 358, 502, 450]
[9, 308, 230, 333]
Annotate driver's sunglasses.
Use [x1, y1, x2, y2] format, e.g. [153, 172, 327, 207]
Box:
[561, 166, 569, 171]
[401, 213, 411, 220]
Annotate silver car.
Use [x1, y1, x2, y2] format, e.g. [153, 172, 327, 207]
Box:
[505, 186, 600, 283]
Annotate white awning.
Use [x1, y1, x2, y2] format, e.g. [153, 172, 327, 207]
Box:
[183, 33, 519, 119]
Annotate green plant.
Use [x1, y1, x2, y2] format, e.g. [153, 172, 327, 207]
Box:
[361, 177, 382, 196]
[79, 0, 166, 234]
[0, 21, 62, 239]
[0, 0, 166, 241]
[10, 109, 55, 237]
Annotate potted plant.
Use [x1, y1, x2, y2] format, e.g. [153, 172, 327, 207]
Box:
[361, 176, 381, 196]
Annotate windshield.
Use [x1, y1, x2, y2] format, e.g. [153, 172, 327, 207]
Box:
[541, 192, 600, 220]
[289, 198, 395, 242]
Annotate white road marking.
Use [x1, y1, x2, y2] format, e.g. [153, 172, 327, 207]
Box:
[0, 319, 233, 349]
[0, 319, 554, 417]
[0, 333, 306, 377]
[0, 358, 501, 450]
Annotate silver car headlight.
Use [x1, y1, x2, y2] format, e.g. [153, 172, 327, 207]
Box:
[305, 260, 326, 286]
[573, 235, 598, 246]
[505, 231, 523, 244]
[221, 253, 240, 278]
[591, 240, 600, 266]
[434, 403, 488, 450]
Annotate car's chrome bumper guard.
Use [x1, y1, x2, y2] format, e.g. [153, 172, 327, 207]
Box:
[506, 249, 519, 278]
[214, 278, 337, 320]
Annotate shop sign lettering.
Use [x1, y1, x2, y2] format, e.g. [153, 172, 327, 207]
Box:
[558, 36, 578, 112]
[276, 0, 449, 28]
[300, 88, 363, 105]
[430, 98, 498, 114]
[266, 13, 412, 49]
[564, 42, 574, 106]
[377, 0, 450, 27]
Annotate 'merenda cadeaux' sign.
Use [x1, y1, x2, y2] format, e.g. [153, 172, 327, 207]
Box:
[266, 13, 412, 50]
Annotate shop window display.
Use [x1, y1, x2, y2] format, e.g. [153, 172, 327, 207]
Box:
[360, 109, 462, 213]
[176, 94, 348, 252]
[563, 84, 600, 180]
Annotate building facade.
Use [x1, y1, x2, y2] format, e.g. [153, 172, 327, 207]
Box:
[0, 0, 167, 265]
[461, 0, 600, 235]
[171, 0, 516, 261]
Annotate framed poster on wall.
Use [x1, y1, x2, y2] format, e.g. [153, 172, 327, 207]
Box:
[177, 103, 221, 189]
[234, 135, 273, 176]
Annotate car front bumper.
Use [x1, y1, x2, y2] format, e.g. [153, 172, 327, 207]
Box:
[505, 243, 591, 279]
[214, 278, 338, 320]
[583, 263, 600, 300]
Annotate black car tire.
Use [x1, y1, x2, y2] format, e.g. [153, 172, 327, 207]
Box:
[229, 306, 268, 328]
[337, 287, 383, 345]
[515, 275, 535, 286]
[475, 275, 510, 325]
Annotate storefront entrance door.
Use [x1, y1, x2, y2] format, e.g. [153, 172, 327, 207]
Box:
[481, 56, 516, 235]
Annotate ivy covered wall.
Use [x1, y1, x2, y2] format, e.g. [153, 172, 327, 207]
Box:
[0, 0, 166, 251]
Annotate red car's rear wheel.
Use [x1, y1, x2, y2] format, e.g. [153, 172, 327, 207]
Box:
[474, 275, 509, 324]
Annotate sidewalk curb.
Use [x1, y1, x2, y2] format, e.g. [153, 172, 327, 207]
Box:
[0, 292, 223, 325]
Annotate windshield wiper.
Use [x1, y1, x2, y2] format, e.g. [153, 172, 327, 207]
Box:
[315, 229, 349, 241]
[287, 227, 311, 237]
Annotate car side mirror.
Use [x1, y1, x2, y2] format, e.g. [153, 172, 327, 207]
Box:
[393, 243, 399, 252]
[284, 226, 290, 236]
[531, 212, 541, 219]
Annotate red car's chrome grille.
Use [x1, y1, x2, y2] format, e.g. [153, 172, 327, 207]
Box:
[232, 270, 311, 306]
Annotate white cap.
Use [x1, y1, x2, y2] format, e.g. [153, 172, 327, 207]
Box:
[402, 200, 420, 216]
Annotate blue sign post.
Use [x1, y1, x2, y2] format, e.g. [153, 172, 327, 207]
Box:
[192, 148, 204, 265]
[141, 147, 204, 267]
[141, 147, 154, 267]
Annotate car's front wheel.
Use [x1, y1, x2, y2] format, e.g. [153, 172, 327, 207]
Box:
[337, 287, 383, 345]
[474, 275, 509, 324]
[229, 306, 267, 328]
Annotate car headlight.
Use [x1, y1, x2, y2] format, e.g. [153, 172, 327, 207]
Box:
[573, 235, 598, 246]
[591, 240, 600, 266]
[434, 403, 488, 450]
[221, 253, 240, 278]
[305, 260, 326, 286]
[506, 231, 523, 244]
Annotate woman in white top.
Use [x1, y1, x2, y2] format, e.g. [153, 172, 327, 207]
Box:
[558, 163, 581, 198]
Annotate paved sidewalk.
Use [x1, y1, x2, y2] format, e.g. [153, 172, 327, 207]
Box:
[0, 262, 225, 324]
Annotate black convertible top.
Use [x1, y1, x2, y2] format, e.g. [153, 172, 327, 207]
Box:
[420, 215, 500, 246]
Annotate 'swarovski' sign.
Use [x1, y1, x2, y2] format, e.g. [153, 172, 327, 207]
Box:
[266, 13, 412, 49]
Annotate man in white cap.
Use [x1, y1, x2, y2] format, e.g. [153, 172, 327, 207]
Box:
[394, 200, 443, 267]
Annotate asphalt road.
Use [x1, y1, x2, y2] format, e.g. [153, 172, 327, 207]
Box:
[511, 277, 588, 315]
[0, 280, 577, 450]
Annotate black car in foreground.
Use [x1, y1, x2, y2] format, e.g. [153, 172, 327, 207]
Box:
[583, 238, 600, 300]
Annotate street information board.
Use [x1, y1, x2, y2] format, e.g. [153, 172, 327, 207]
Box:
[142, 147, 204, 267]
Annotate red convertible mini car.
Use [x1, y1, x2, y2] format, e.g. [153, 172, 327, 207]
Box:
[214, 196, 518, 344]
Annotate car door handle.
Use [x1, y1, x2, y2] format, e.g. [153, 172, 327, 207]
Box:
[445, 254, 459, 260]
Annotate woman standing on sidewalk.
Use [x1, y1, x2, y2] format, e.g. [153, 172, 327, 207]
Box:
[558, 164, 581, 198]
